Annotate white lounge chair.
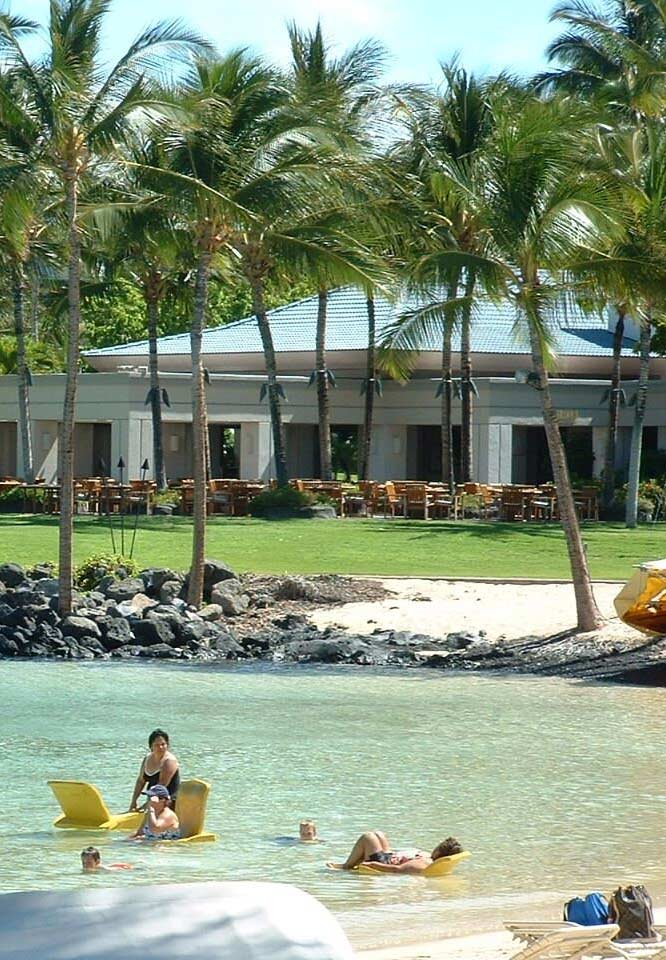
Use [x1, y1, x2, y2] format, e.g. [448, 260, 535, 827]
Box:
[506, 922, 666, 956]
[0, 881, 354, 960]
[507, 924, 620, 960]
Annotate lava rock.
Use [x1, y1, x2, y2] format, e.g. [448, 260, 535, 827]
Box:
[138, 643, 181, 659]
[210, 581, 249, 617]
[275, 577, 317, 601]
[104, 578, 145, 602]
[98, 617, 133, 651]
[132, 618, 176, 647]
[0, 563, 26, 587]
[203, 559, 237, 590]
[198, 603, 223, 622]
[159, 581, 184, 604]
[61, 616, 102, 641]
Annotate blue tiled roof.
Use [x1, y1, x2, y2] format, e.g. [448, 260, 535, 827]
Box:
[84, 286, 638, 360]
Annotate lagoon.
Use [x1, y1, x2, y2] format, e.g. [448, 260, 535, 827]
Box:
[1, 661, 665, 950]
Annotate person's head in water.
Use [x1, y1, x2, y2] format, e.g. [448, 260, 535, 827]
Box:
[299, 820, 317, 841]
[148, 729, 170, 756]
[81, 846, 101, 872]
[431, 838, 463, 861]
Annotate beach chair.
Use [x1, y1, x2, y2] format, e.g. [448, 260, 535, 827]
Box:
[173, 778, 217, 843]
[47, 780, 143, 831]
[506, 925, 619, 960]
[506, 922, 666, 960]
[0, 881, 355, 960]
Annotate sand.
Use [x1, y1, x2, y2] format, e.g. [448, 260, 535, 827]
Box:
[356, 909, 666, 960]
[311, 579, 633, 644]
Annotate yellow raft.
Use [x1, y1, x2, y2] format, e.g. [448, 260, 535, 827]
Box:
[615, 560, 666, 634]
[328, 850, 470, 877]
[48, 777, 217, 843]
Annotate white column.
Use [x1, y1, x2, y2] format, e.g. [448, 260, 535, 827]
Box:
[592, 426, 606, 478]
[476, 423, 512, 483]
[110, 419, 129, 480]
[240, 421, 273, 481]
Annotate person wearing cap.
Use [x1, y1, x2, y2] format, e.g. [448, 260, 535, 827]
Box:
[128, 784, 180, 841]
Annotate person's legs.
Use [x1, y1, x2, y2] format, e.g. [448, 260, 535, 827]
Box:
[342, 831, 390, 869]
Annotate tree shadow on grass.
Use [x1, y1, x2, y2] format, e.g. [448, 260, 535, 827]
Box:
[360, 519, 570, 543]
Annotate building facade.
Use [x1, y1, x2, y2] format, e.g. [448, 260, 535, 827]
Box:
[0, 287, 664, 484]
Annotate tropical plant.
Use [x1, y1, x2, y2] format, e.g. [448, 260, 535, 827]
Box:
[538, 0, 666, 511]
[1, 0, 207, 612]
[287, 21, 386, 480]
[401, 93, 625, 630]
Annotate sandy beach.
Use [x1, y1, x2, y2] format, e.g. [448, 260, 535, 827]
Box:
[357, 909, 666, 960]
[311, 578, 634, 645]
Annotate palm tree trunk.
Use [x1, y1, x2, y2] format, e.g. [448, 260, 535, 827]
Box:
[147, 293, 167, 491]
[188, 251, 210, 607]
[441, 324, 455, 489]
[528, 325, 602, 631]
[13, 263, 34, 483]
[460, 269, 475, 482]
[30, 272, 40, 340]
[252, 278, 288, 486]
[625, 315, 651, 529]
[359, 295, 376, 481]
[316, 287, 333, 480]
[602, 308, 625, 511]
[441, 278, 458, 489]
[58, 173, 82, 615]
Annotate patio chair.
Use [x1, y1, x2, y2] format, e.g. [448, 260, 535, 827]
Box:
[506, 924, 619, 960]
[429, 485, 461, 519]
[207, 479, 233, 516]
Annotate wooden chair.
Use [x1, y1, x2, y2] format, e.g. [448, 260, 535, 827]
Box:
[207, 479, 233, 516]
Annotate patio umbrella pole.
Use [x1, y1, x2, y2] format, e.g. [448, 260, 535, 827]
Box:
[129, 459, 149, 560]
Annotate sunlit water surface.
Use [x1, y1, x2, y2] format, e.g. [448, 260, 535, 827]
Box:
[1, 661, 665, 949]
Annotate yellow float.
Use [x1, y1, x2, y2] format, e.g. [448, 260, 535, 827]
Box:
[328, 850, 470, 877]
[48, 777, 217, 843]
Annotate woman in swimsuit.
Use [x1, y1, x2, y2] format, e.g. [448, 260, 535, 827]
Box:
[128, 785, 180, 841]
[129, 728, 180, 812]
[335, 831, 463, 875]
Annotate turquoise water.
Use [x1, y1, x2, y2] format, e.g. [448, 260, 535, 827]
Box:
[2, 661, 666, 949]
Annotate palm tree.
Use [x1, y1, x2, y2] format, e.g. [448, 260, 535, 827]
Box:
[410, 95, 625, 631]
[4, 0, 206, 612]
[287, 22, 386, 480]
[381, 67, 497, 485]
[539, 0, 666, 510]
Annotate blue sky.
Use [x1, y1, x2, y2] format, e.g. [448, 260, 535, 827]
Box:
[20, 0, 560, 83]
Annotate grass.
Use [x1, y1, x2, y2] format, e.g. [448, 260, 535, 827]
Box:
[0, 514, 664, 580]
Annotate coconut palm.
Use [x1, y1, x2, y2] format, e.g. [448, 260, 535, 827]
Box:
[538, 0, 666, 510]
[406, 94, 626, 631]
[287, 22, 386, 480]
[2, 0, 207, 612]
[381, 67, 498, 485]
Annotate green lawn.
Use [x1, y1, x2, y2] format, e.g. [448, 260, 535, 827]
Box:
[0, 514, 664, 580]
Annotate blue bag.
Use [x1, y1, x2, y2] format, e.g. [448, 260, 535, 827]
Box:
[564, 892, 610, 925]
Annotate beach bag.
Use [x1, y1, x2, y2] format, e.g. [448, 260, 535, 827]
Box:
[609, 885, 656, 940]
[563, 892, 610, 925]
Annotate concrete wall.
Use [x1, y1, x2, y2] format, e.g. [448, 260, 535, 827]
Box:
[2, 369, 666, 483]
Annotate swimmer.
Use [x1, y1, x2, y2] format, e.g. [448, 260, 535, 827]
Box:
[299, 820, 320, 842]
[331, 832, 463, 874]
[81, 847, 133, 872]
[128, 784, 180, 841]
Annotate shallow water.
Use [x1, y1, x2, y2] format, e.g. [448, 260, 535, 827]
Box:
[2, 661, 665, 949]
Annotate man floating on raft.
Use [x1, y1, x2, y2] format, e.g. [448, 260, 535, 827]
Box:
[328, 831, 468, 876]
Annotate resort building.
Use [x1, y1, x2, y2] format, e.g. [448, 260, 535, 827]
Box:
[0, 286, 664, 484]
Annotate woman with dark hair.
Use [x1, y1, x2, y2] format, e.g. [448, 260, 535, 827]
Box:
[128, 729, 180, 812]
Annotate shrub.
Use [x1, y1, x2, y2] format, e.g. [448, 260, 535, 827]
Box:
[153, 491, 180, 507]
[75, 553, 139, 591]
[248, 485, 314, 517]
